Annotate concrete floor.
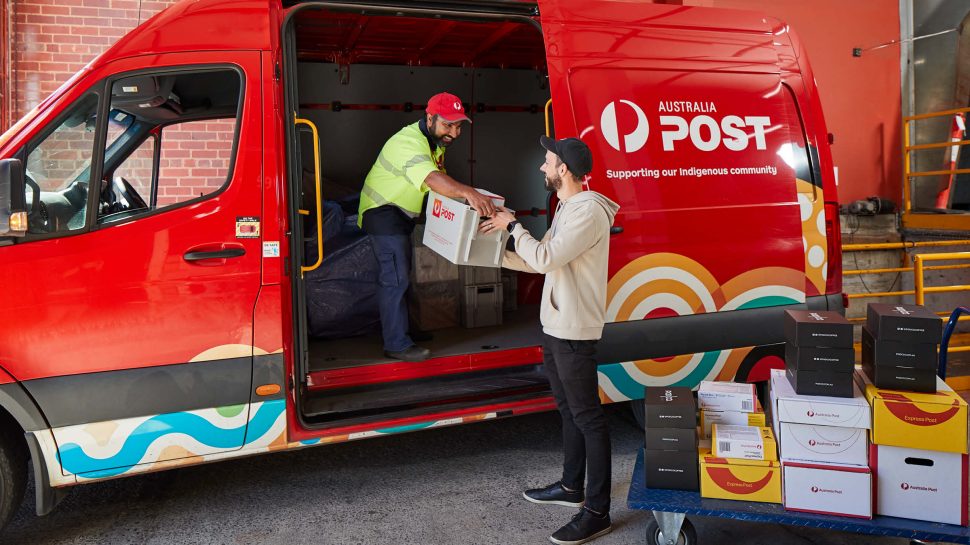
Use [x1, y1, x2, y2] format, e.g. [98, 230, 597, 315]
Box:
[3, 406, 912, 545]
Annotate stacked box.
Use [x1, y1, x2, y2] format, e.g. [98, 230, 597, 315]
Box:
[698, 447, 781, 503]
[697, 381, 757, 413]
[769, 368, 873, 518]
[409, 225, 460, 331]
[459, 266, 501, 286]
[861, 303, 941, 393]
[712, 424, 777, 462]
[856, 370, 969, 525]
[783, 310, 854, 397]
[460, 284, 503, 328]
[501, 270, 518, 313]
[643, 387, 698, 491]
[700, 397, 766, 439]
[695, 381, 781, 503]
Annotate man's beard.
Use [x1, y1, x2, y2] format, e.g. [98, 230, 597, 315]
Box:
[544, 174, 562, 192]
[434, 135, 452, 148]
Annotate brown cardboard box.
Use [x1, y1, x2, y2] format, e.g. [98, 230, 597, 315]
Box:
[409, 280, 460, 331]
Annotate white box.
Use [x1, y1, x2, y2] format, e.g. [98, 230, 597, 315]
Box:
[783, 462, 872, 519]
[423, 190, 508, 267]
[697, 381, 757, 412]
[712, 425, 777, 461]
[769, 369, 870, 429]
[700, 400, 766, 439]
[871, 444, 969, 526]
[778, 422, 868, 466]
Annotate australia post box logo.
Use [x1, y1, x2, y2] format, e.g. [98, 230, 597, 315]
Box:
[599, 98, 779, 182]
[599, 99, 771, 154]
[432, 199, 455, 221]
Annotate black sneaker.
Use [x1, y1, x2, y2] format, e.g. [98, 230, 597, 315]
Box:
[523, 481, 584, 508]
[384, 345, 431, 362]
[549, 507, 612, 545]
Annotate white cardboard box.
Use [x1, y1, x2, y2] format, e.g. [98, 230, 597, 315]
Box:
[712, 425, 777, 461]
[697, 381, 757, 412]
[769, 368, 871, 429]
[778, 422, 868, 466]
[423, 190, 508, 267]
[871, 444, 969, 526]
[782, 462, 872, 519]
[700, 400, 766, 439]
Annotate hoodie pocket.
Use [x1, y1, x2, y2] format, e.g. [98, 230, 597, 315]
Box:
[549, 285, 560, 312]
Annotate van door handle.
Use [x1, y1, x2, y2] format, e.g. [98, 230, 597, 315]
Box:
[610, 226, 623, 235]
[183, 248, 246, 261]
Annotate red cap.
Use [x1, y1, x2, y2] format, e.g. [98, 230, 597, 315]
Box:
[426, 92, 471, 123]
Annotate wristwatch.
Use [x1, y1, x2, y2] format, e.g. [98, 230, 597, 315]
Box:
[506, 220, 519, 233]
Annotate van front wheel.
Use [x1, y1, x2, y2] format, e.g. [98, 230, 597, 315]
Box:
[0, 426, 27, 531]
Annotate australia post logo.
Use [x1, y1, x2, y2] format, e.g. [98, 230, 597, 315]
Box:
[599, 99, 771, 154]
[431, 199, 455, 221]
[901, 482, 938, 493]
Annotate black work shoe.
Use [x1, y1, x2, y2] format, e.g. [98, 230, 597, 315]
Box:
[384, 345, 431, 362]
[549, 507, 612, 545]
[523, 481, 584, 508]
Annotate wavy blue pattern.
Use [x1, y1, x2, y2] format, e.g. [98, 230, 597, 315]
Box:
[376, 422, 436, 434]
[736, 295, 801, 311]
[59, 400, 285, 479]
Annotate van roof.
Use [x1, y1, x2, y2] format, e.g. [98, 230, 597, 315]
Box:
[93, 0, 797, 71]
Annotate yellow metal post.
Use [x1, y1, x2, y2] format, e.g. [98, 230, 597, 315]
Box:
[914, 255, 925, 305]
[295, 115, 324, 276]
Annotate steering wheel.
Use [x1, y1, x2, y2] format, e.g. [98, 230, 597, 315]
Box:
[114, 176, 148, 210]
[99, 176, 149, 221]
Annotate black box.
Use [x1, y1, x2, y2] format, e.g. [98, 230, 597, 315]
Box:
[785, 343, 855, 373]
[861, 326, 938, 370]
[786, 365, 854, 398]
[644, 449, 699, 491]
[861, 359, 937, 393]
[645, 427, 698, 452]
[644, 387, 696, 430]
[866, 303, 942, 344]
[784, 310, 854, 348]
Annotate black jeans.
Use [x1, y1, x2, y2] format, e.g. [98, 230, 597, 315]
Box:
[542, 333, 611, 514]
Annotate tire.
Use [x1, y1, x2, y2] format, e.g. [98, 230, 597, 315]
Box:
[0, 426, 27, 531]
[645, 516, 697, 545]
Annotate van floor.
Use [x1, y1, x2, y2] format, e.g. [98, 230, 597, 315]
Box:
[307, 305, 542, 372]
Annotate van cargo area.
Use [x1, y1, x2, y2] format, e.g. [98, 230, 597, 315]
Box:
[290, 5, 555, 426]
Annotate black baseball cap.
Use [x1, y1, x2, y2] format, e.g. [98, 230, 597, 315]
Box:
[540, 135, 593, 178]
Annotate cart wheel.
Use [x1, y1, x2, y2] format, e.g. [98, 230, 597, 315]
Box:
[646, 517, 697, 545]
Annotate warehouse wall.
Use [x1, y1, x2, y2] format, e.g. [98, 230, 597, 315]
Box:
[686, 0, 903, 205]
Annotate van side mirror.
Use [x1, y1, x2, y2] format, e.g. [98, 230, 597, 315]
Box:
[0, 158, 28, 237]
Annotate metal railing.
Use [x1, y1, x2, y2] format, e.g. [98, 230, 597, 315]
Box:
[902, 107, 970, 231]
[841, 242, 970, 349]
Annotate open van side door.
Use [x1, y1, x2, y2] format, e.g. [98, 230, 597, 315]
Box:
[538, 0, 812, 329]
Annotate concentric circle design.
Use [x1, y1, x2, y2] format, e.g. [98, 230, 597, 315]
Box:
[797, 179, 828, 295]
[599, 253, 807, 399]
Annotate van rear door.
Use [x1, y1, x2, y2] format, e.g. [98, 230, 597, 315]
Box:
[538, 0, 812, 325]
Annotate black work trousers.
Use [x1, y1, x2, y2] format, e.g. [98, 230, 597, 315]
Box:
[542, 333, 611, 514]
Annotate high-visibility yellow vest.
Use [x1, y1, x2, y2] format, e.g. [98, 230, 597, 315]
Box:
[358, 121, 444, 226]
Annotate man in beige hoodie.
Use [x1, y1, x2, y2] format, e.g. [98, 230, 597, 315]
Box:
[481, 136, 619, 545]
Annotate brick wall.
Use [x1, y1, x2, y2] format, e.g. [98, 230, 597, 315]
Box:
[8, 0, 235, 208]
[9, 0, 176, 126]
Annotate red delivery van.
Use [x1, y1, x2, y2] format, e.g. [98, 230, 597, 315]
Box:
[0, 0, 842, 531]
